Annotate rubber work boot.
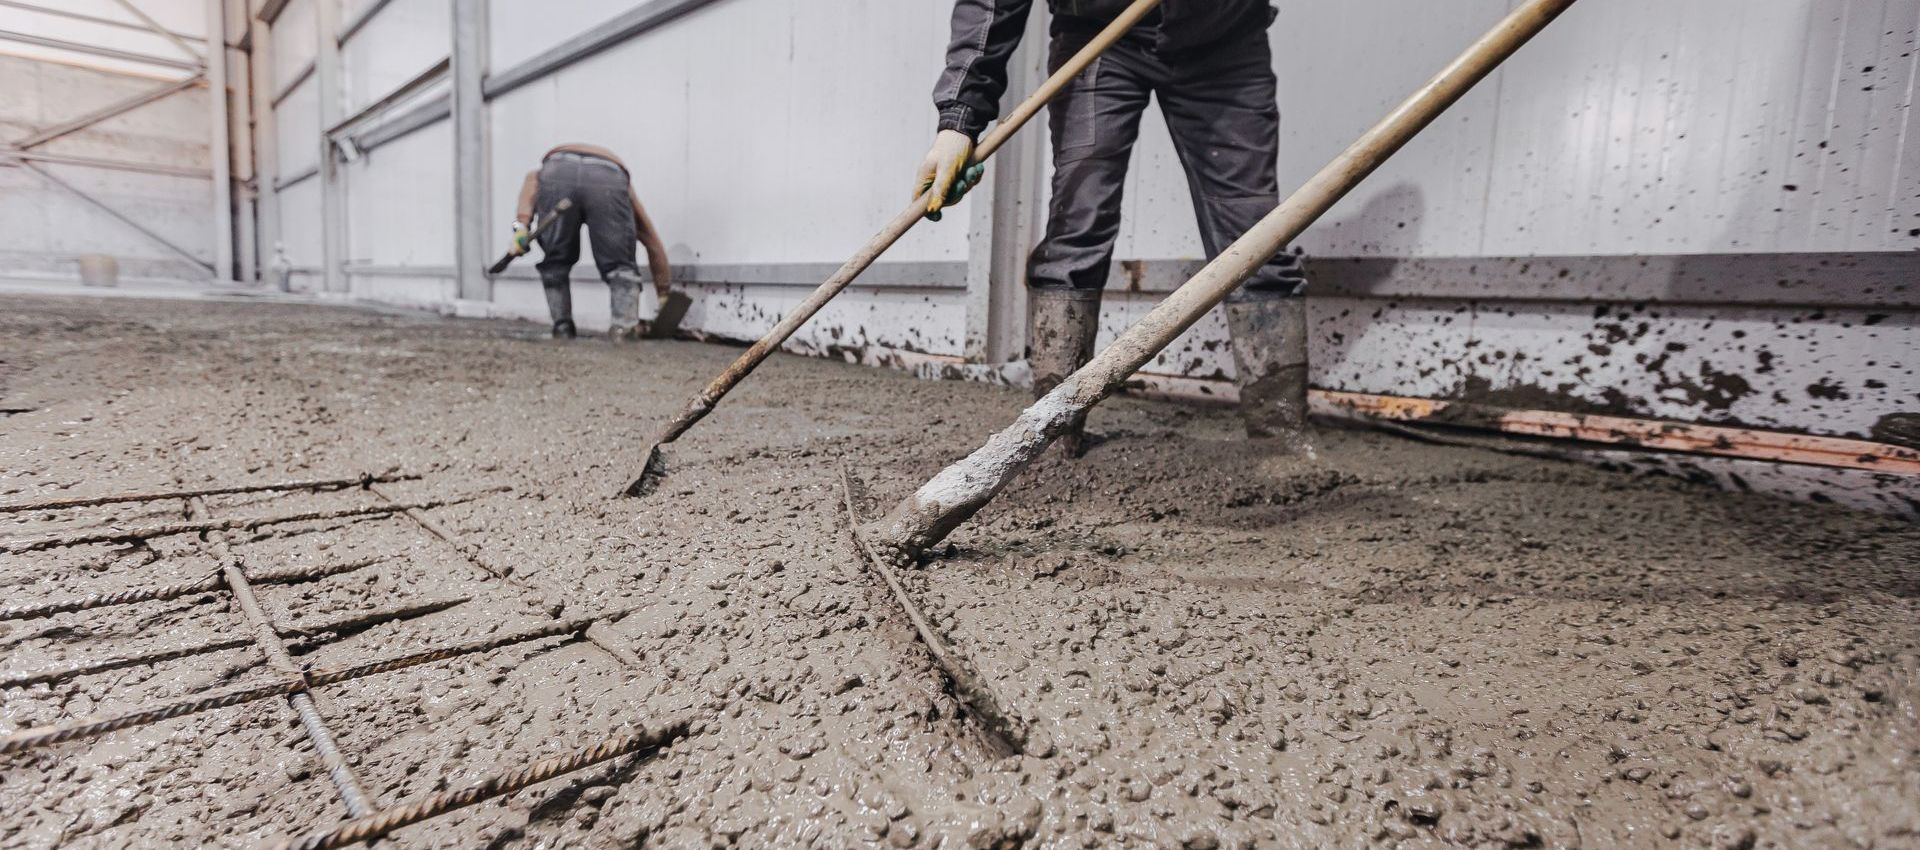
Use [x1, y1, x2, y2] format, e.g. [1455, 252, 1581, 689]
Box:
[607, 275, 642, 342]
[1027, 287, 1102, 457]
[542, 281, 576, 340]
[1226, 295, 1315, 458]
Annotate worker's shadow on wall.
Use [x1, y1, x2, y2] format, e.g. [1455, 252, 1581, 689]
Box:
[1300, 182, 1427, 296]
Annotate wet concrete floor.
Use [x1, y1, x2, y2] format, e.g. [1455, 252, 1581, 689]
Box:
[1, 294, 1915, 849]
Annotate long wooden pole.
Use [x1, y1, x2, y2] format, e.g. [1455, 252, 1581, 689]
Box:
[867, 0, 1581, 559]
[621, 0, 1165, 496]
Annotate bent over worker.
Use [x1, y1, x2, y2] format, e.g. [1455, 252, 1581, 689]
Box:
[510, 144, 672, 340]
[918, 0, 1311, 455]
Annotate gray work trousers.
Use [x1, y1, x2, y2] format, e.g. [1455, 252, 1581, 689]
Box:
[533, 152, 642, 328]
[1029, 25, 1304, 298]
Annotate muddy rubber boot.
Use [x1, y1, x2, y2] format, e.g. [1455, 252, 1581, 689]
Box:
[607, 275, 642, 343]
[542, 279, 576, 340]
[1027, 287, 1102, 457]
[1226, 295, 1315, 458]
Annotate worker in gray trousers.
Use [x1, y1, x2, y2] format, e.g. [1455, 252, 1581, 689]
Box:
[917, 0, 1312, 456]
[510, 144, 672, 341]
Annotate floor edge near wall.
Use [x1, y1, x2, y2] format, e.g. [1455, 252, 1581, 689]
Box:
[25, 283, 1906, 520]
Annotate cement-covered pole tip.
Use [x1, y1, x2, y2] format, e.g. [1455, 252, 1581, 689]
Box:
[619, 447, 666, 498]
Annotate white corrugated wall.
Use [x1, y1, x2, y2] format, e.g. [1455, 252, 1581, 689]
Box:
[249, 0, 1916, 447]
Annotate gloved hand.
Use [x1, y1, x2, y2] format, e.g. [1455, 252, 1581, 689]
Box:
[915, 129, 985, 221]
[508, 221, 532, 256]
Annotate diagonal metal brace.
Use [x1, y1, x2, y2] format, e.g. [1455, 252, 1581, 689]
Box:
[105, 0, 205, 62]
[9, 72, 205, 150]
[4, 156, 213, 274]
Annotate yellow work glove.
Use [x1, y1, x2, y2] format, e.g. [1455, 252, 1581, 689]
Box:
[508, 221, 532, 256]
[915, 129, 984, 222]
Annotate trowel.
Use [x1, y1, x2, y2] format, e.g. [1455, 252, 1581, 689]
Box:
[647, 290, 692, 339]
[486, 199, 572, 275]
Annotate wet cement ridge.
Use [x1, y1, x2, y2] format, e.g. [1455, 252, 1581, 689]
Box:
[839, 465, 1026, 759]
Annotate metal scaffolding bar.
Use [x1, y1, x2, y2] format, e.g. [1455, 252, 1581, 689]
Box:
[0, 29, 201, 71]
[314, 0, 345, 294]
[324, 57, 448, 138]
[0, 0, 206, 45]
[0, 149, 211, 180]
[335, 0, 396, 44]
[105, 0, 206, 62]
[10, 72, 205, 150]
[481, 0, 726, 100]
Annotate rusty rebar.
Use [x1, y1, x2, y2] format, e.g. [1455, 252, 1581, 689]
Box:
[0, 613, 621, 753]
[0, 572, 223, 621]
[0, 675, 305, 753]
[271, 720, 693, 850]
[2, 499, 459, 554]
[305, 612, 610, 687]
[0, 472, 419, 514]
[0, 558, 382, 622]
[188, 495, 378, 819]
[0, 636, 254, 689]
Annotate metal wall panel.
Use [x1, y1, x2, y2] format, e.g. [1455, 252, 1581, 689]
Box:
[483, 0, 635, 73]
[269, 0, 316, 86]
[695, 283, 969, 359]
[272, 74, 318, 175]
[1104, 0, 1920, 260]
[275, 174, 324, 268]
[345, 117, 453, 266]
[339, 0, 447, 114]
[1478, 0, 1919, 256]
